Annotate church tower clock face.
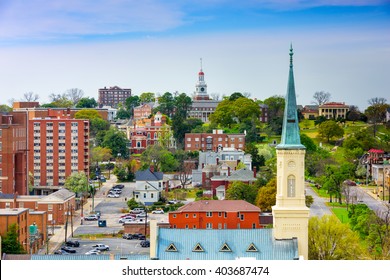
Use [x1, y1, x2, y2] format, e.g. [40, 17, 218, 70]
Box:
[200, 87, 205, 92]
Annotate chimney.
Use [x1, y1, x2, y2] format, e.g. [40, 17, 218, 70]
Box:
[14, 192, 18, 208]
[202, 163, 204, 169]
[216, 158, 219, 165]
[228, 167, 231, 176]
[253, 166, 257, 178]
[150, 165, 154, 173]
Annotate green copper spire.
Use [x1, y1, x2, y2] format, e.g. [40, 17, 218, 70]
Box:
[277, 45, 305, 150]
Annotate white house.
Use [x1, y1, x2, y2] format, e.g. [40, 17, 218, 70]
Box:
[134, 168, 164, 206]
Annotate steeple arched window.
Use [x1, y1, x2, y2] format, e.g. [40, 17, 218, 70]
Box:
[287, 175, 296, 197]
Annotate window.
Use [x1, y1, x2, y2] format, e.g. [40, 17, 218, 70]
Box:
[185, 214, 189, 218]
[252, 223, 256, 229]
[48, 204, 53, 211]
[173, 214, 176, 218]
[193, 225, 197, 229]
[143, 193, 146, 198]
[193, 214, 197, 218]
[218, 212, 222, 217]
[185, 225, 189, 229]
[206, 212, 212, 217]
[151, 193, 154, 198]
[287, 175, 296, 197]
[206, 223, 212, 229]
[224, 212, 227, 218]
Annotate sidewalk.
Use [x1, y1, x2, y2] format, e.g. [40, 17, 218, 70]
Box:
[38, 175, 117, 254]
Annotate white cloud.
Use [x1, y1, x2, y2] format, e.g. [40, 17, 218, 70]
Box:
[0, 0, 184, 40]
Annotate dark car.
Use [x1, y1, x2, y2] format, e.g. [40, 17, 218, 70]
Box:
[114, 184, 124, 189]
[132, 233, 146, 240]
[61, 246, 76, 253]
[122, 233, 134, 240]
[140, 240, 150, 247]
[65, 240, 80, 247]
[54, 250, 69, 255]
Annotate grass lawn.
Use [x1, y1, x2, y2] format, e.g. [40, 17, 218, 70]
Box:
[331, 207, 350, 224]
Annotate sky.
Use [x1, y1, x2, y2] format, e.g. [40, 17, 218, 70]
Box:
[0, 0, 389, 111]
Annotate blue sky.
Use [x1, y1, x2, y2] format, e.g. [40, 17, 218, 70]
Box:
[0, 0, 389, 111]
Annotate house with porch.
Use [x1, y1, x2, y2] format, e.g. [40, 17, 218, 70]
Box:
[134, 167, 164, 206]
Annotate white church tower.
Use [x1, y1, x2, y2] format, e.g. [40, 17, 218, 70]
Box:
[272, 45, 310, 259]
[194, 58, 210, 100]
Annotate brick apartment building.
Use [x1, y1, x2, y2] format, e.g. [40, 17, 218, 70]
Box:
[185, 130, 245, 152]
[0, 208, 47, 254]
[133, 103, 154, 120]
[0, 112, 29, 195]
[98, 86, 131, 108]
[28, 110, 89, 194]
[169, 200, 262, 229]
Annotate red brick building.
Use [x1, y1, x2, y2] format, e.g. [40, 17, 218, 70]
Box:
[28, 110, 89, 194]
[0, 208, 47, 254]
[0, 112, 29, 195]
[0, 189, 75, 225]
[169, 200, 262, 229]
[185, 130, 245, 152]
[133, 103, 154, 120]
[128, 112, 176, 154]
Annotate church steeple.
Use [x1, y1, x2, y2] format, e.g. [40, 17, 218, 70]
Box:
[194, 58, 209, 100]
[277, 44, 305, 150]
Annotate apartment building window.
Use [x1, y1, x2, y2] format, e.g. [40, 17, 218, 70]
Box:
[193, 225, 197, 229]
[185, 214, 189, 218]
[46, 122, 53, 127]
[48, 204, 53, 211]
[206, 212, 212, 217]
[193, 214, 196, 218]
[218, 212, 222, 217]
[34, 122, 40, 127]
[173, 214, 176, 218]
[239, 137, 243, 142]
[185, 225, 189, 229]
[206, 223, 212, 229]
[195, 138, 199, 141]
[5, 202, 10, 208]
[59, 122, 65, 126]
[240, 214, 244, 221]
[19, 202, 24, 208]
[71, 122, 78, 127]
[187, 144, 191, 148]
[218, 223, 222, 229]
[252, 223, 256, 229]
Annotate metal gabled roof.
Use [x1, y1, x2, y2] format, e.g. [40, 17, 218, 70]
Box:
[157, 228, 298, 260]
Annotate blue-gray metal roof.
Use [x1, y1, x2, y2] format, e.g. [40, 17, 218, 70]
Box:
[157, 228, 298, 260]
[135, 169, 163, 181]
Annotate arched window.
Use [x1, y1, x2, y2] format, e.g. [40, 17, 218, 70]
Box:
[287, 175, 295, 197]
[147, 133, 151, 139]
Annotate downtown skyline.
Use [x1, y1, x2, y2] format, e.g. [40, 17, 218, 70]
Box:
[0, 0, 389, 111]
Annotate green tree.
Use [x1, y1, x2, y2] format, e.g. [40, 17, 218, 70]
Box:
[365, 97, 389, 137]
[322, 163, 354, 203]
[0, 104, 12, 112]
[140, 144, 179, 172]
[156, 92, 175, 117]
[346, 105, 361, 123]
[174, 93, 192, 119]
[225, 181, 259, 205]
[300, 133, 317, 152]
[314, 115, 327, 126]
[263, 95, 285, 135]
[209, 99, 235, 128]
[64, 172, 88, 194]
[76, 97, 97, 108]
[101, 127, 129, 159]
[308, 215, 365, 260]
[255, 178, 276, 211]
[91, 146, 112, 165]
[116, 108, 131, 119]
[90, 118, 110, 138]
[125, 95, 140, 117]
[48, 93, 74, 107]
[139, 92, 155, 103]
[74, 109, 102, 120]
[318, 120, 344, 143]
[229, 92, 244, 101]
[1, 223, 26, 254]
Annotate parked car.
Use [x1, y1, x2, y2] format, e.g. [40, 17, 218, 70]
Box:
[107, 193, 119, 198]
[65, 240, 80, 247]
[131, 208, 145, 214]
[119, 217, 135, 223]
[85, 249, 100, 255]
[84, 214, 99, 221]
[92, 244, 109, 251]
[114, 184, 124, 189]
[136, 212, 147, 218]
[122, 233, 134, 239]
[140, 240, 150, 247]
[61, 246, 76, 253]
[132, 233, 146, 240]
[152, 209, 164, 214]
[54, 250, 69, 255]
[120, 213, 136, 219]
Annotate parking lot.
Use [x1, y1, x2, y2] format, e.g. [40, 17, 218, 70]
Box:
[63, 237, 149, 255]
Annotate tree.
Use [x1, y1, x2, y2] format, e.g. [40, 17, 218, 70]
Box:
[156, 92, 175, 117]
[244, 143, 265, 170]
[90, 118, 110, 138]
[312, 91, 331, 105]
[64, 172, 88, 195]
[91, 146, 112, 165]
[225, 181, 259, 204]
[346, 105, 361, 123]
[125, 95, 140, 117]
[0, 104, 12, 112]
[66, 88, 84, 104]
[308, 215, 365, 260]
[76, 97, 97, 108]
[101, 127, 129, 159]
[318, 120, 344, 143]
[322, 163, 355, 203]
[116, 108, 131, 119]
[300, 133, 317, 152]
[48, 93, 73, 107]
[255, 178, 276, 211]
[365, 98, 389, 138]
[263, 95, 285, 135]
[139, 92, 155, 103]
[174, 150, 194, 188]
[74, 109, 102, 120]
[1, 223, 26, 254]
[229, 92, 244, 101]
[174, 93, 192, 119]
[22, 91, 39, 102]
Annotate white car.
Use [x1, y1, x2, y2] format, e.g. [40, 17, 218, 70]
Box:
[152, 209, 164, 214]
[85, 249, 100, 255]
[92, 244, 109, 251]
[118, 217, 135, 223]
[136, 212, 147, 218]
[107, 193, 119, 198]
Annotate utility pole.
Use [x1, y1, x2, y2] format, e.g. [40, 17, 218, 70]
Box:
[70, 204, 74, 238]
[64, 201, 70, 243]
